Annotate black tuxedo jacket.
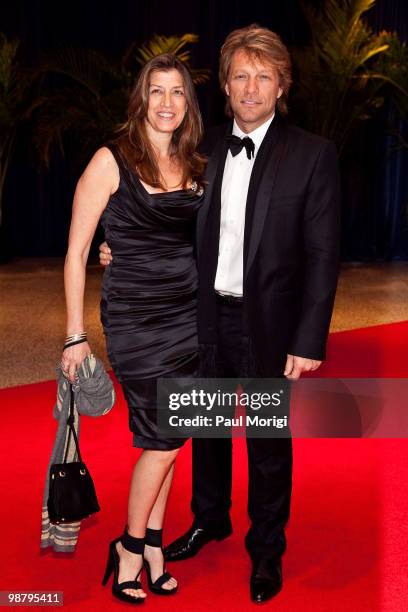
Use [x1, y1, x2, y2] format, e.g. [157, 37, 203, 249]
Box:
[197, 114, 341, 376]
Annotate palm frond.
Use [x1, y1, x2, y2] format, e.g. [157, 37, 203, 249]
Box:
[0, 33, 19, 91]
[0, 33, 25, 225]
[291, 0, 408, 153]
[24, 32, 210, 166]
[0, 34, 22, 128]
[33, 46, 118, 100]
[190, 68, 211, 85]
[132, 33, 210, 84]
[135, 33, 199, 65]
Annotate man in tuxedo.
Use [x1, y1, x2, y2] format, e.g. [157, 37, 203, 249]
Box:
[100, 24, 340, 603]
[164, 24, 340, 603]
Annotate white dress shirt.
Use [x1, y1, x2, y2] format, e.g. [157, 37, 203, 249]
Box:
[214, 114, 274, 296]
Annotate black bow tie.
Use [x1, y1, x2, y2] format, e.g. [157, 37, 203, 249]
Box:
[225, 134, 255, 160]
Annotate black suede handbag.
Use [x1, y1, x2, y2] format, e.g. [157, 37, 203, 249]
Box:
[47, 385, 100, 524]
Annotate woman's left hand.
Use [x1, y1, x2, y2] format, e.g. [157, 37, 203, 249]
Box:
[60, 341, 92, 383]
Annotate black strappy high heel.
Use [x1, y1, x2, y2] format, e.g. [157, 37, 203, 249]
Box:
[102, 530, 146, 604]
[143, 528, 178, 595]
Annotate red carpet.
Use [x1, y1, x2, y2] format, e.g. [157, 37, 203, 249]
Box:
[1, 321, 408, 611]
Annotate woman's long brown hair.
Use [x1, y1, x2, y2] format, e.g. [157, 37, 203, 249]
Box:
[114, 53, 206, 190]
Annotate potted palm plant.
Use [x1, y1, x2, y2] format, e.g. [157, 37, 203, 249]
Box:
[0, 33, 22, 261]
[290, 0, 408, 156]
[0, 32, 209, 260]
[27, 33, 210, 168]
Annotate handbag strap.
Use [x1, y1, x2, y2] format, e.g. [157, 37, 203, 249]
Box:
[63, 384, 83, 464]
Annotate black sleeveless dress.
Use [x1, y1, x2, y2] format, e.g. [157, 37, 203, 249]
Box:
[100, 144, 204, 449]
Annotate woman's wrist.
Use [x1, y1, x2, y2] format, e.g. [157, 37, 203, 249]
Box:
[64, 331, 88, 350]
[66, 331, 87, 341]
[64, 337, 88, 350]
[66, 325, 85, 335]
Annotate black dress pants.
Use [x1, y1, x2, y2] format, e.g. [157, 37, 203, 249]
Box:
[191, 297, 292, 560]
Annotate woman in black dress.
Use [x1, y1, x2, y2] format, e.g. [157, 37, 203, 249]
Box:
[61, 54, 205, 604]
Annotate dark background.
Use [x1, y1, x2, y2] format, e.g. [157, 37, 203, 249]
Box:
[1, 0, 407, 259]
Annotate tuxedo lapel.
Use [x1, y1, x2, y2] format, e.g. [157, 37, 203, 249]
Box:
[197, 125, 230, 264]
[244, 117, 288, 280]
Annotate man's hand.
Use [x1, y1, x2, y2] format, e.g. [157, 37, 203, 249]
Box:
[99, 241, 112, 266]
[284, 354, 322, 380]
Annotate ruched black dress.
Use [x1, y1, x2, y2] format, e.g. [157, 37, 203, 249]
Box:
[100, 144, 204, 449]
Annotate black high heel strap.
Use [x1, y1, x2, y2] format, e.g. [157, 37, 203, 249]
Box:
[118, 580, 143, 591]
[145, 527, 162, 548]
[121, 529, 145, 554]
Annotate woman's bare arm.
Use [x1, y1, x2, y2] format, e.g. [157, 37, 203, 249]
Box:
[62, 147, 119, 381]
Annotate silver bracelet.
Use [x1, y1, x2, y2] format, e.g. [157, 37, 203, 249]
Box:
[65, 332, 87, 343]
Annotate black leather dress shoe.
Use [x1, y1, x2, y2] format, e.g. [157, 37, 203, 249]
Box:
[163, 522, 232, 562]
[250, 557, 282, 603]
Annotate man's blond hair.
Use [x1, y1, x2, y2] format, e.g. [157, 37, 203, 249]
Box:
[219, 24, 292, 116]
